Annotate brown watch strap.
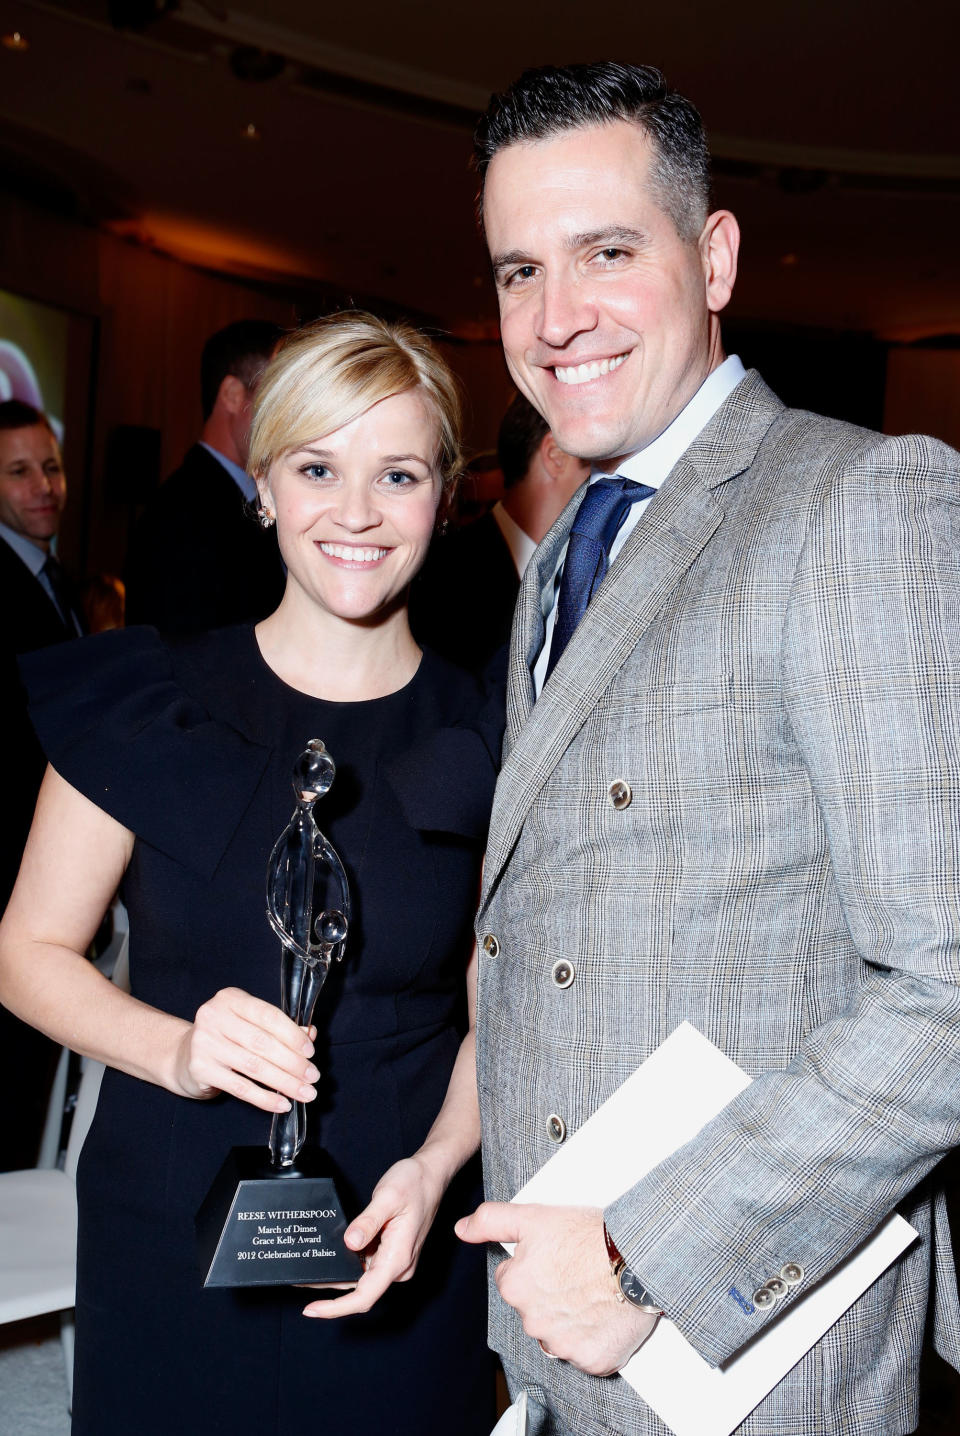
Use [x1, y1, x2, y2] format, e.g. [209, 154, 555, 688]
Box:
[603, 1222, 664, 1315]
[604, 1222, 625, 1269]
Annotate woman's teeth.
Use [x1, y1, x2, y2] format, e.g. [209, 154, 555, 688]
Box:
[319, 543, 388, 563]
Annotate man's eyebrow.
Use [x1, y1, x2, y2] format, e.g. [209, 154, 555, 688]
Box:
[566, 226, 648, 250]
[490, 226, 648, 277]
[490, 250, 531, 278]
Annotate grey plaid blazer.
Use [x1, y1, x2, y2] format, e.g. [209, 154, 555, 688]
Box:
[475, 372, 960, 1436]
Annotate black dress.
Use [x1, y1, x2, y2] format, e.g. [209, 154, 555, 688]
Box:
[24, 625, 502, 1436]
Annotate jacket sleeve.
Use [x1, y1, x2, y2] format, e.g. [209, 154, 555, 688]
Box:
[604, 432, 960, 1366]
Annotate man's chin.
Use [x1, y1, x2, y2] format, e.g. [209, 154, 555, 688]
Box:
[546, 415, 633, 469]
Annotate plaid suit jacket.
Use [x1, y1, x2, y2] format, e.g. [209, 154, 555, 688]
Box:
[475, 372, 960, 1435]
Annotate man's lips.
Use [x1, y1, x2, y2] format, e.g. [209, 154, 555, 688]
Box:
[316, 541, 390, 566]
[552, 353, 629, 386]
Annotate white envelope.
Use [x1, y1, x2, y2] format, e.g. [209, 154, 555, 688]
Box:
[509, 1022, 917, 1436]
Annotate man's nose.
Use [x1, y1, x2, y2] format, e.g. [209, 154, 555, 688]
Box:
[536, 273, 597, 350]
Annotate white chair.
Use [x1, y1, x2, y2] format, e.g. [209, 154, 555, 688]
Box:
[0, 932, 129, 1404]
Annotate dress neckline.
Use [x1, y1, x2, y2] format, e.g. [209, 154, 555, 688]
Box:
[246, 624, 426, 708]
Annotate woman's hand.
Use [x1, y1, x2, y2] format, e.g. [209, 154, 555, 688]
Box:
[172, 986, 319, 1113]
[301, 1152, 446, 1318]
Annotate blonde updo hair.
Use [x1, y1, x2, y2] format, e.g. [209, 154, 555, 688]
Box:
[249, 312, 462, 501]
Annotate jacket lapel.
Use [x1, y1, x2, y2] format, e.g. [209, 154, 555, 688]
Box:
[503, 492, 581, 757]
[482, 371, 784, 907]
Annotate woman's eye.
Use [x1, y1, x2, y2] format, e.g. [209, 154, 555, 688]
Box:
[381, 470, 416, 489]
[302, 463, 331, 482]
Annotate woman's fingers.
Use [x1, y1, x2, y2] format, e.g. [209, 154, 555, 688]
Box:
[302, 1163, 444, 1318]
[183, 987, 319, 1107]
[302, 1261, 396, 1318]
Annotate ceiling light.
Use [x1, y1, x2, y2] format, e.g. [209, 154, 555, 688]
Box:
[241, 122, 262, 141]
[2, 30, 29, 51]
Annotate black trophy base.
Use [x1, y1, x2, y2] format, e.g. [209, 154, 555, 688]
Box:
[196, 1146, 364, 1289]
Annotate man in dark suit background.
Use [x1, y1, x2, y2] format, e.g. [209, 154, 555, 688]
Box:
[0, 398, 85, 1167]
[125, 318, 286, 634]
[411, 392, 588, 672]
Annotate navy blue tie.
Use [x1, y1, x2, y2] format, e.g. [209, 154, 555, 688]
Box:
[545, 477, 655, 679]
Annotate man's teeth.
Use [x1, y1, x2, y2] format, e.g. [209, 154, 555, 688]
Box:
[319, 543, 388, 563]
[554, 354, 628, 385]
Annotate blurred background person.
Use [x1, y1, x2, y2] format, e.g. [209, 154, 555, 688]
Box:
[0, 397, 85, 1171]
[412, 391, 589, 673]
[124, 318, 286, 634]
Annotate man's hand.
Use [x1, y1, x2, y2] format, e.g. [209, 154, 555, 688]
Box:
[455, 1202, 659, 1375]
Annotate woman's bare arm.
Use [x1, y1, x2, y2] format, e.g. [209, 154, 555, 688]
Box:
[0, 765, 319, 1112]
[303, 936, 482, 1316]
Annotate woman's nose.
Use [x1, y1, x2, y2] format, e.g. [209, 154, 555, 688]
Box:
[331, 483, 380, 531]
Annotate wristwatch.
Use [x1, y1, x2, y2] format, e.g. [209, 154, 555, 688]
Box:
[603, 1223, 664, 1314]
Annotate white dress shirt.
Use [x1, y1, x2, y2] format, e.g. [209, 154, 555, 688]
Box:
[532, 356, 747, 696]
[491, 501, 538, 579]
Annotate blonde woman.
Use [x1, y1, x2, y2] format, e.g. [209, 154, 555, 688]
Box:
[0, 315, 499, 1434]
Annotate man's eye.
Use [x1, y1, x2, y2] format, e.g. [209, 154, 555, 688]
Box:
[504, 265, 538, 288]
[597, 248, 625, 263]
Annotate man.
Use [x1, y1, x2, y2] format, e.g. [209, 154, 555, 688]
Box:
[125, 318, 285, 633]
[455, 63, 960, 1435]
[0, 398, 84, 1167]
[412, 392, 589, 671]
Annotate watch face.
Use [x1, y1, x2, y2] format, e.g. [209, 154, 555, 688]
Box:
[618, 1265, 647, 1307]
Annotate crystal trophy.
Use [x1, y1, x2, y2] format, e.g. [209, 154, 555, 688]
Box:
[196, 740, 364, 1288]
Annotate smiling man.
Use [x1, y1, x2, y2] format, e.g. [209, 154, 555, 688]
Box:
[455, 63, 960, 1435]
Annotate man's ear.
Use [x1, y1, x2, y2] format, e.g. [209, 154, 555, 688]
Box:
[218, 373, 248, 415]
[700, 210, 740, 316]
[539, 433, 565, 479]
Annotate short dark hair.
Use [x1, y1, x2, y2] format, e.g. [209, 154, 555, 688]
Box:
[473, 62, 711, 242]
[200, 319, 285, 420]
[497, 392, 549, 490]
[0, 398, 55, 436]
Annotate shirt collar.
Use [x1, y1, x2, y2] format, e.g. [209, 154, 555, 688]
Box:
[199, 442, 258, 503]
[0, 520, 48, 577]
[491, 501, 538, 579]
[591, 354, 747, 491]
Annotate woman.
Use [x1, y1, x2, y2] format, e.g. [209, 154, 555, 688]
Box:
[0, 314, 499, 1434]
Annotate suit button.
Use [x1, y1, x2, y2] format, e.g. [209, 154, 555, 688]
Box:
[764, 1277, 788, 1300]
[607, 779, 632, 810]
[753, 1286, 776, 1309]
[546, 1113, 567, 1143]
[551, 959, 575, 989]
[482, 933, 500, 958]
[781, 1263, 804, 1285]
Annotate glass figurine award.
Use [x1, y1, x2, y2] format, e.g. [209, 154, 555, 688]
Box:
[196, 740, 364, 1289]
